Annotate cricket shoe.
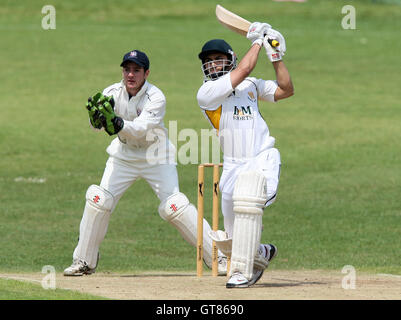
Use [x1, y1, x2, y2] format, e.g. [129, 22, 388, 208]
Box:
[226, 271, 249, 288]
[248, 244, 278, 286]
[63, 259, 96, 276]
[218, 256, 228, 276]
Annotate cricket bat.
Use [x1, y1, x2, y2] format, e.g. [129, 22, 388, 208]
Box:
[215, 4, 279, 48]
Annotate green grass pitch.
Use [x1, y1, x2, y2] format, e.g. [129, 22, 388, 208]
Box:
[0, 0, 400, 299]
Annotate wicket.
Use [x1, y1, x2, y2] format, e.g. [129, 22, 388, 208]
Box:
[197, 163, 223, 277]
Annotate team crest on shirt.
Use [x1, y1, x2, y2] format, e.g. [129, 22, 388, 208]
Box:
[247, 91, 256, 102]
[233, 105, 253, 120]
[137, 108, 142, 116]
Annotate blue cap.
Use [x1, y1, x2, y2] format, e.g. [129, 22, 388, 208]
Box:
[120, 50, 150, 70]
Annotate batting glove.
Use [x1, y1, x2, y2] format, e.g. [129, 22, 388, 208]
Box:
[247, 22, 271, 47]
[263, 28, 286, 62]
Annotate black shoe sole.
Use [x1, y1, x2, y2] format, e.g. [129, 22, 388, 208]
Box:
[226, 282, 250, 289]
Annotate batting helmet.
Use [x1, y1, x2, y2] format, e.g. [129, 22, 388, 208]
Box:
[198, 39, 237, 80]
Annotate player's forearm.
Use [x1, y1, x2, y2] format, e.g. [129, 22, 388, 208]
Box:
[239, 43, 261, 73]
[119, 105, 164, 138]
[272, 61, 294, 97]
[230, 44, 261, 88]
[120, 118, 160, 138]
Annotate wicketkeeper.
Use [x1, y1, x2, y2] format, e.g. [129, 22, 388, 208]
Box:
[197, 23, 294, 288]
[64, 50, 227, 276]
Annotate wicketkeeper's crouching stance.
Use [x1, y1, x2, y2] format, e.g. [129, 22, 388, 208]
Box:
[197, 22, 294, 288]
[64, 50, 227, 276]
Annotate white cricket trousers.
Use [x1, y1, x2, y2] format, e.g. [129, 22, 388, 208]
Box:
[100, 156, 180, 209]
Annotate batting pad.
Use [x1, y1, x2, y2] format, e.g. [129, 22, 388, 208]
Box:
[230, 171, 267, 279]
[73, 185, 114, 269]
[158, 192, 215, 267]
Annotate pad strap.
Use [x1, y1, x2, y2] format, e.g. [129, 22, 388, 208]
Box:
[232, 170, 267, 215]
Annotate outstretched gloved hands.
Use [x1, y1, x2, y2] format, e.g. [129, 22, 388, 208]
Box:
[86, 93, 124, 136]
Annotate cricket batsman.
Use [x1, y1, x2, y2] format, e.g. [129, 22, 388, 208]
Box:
[196, 23, 294, 287]
[64, 49, 226, 276]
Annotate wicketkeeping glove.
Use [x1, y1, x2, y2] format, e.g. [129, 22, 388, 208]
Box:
[263, 28, 286, 62]
[96, 97, 124, 136]
[86, 92, 104, 129]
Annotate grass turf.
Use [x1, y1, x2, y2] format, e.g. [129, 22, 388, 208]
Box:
[1, 0, 400, 295]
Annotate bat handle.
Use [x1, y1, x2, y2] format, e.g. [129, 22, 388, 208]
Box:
[263, 32, 280, 48]
[268, 38, 280, 48]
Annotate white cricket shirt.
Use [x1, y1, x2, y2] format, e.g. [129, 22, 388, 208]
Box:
[101, 80, 175, 163]
[197, 73, 278, 160]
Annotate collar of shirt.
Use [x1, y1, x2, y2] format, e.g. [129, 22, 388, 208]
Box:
[121, 80, 149, 100]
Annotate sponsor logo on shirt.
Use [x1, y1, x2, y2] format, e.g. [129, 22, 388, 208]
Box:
[233, 105, 253, 120]
[247, 91, 256, 102]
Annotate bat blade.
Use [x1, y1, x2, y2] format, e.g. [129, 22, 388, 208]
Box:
[215, 4, 250, 36]
[215, 5, 280, 48]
